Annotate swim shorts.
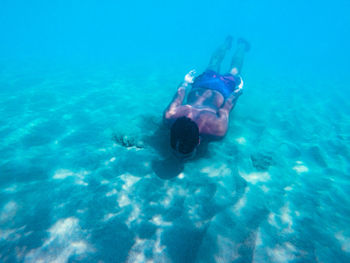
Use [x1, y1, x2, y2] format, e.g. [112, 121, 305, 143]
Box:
[191, 70, 242, 99]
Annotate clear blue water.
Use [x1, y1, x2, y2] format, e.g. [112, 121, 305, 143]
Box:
[1, 0, 350, 262]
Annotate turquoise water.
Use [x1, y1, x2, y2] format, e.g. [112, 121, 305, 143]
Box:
[1, 0, 350, 262]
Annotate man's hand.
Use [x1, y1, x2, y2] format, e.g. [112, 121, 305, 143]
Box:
[234, 86, 243, 95]
[184, 69, 196, 84]
[234, 77, 244, 95]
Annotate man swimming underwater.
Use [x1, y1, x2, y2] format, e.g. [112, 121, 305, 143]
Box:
[164, 36, 250, 159]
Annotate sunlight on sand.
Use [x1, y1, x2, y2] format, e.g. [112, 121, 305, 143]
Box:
[280, 204, 294, 233]
[201, 164, 231, 178]
[0, 201, 18, 223]
[235, 137, 247, 145]
[127, 229, 168, 263]
[24, 217, 91, 263]
[267, 242, 296, 263]
[0, 228, 16, 241]
[101, 180, 110, 185]
[335, 232, 350, 252]
[3, 184, 18, 193]
[284, 186, 293, 191]
[53, 169, 74, 179]
[151, 215, 171, 227]
[118, 194, 131, 207]
[214, 235, 238, 263]
[268, 203, 294, 234]
[268, 212, 278, 228]
[106, 188, 117, 197]
[104, 156, 116, 165]
[293, 161, 309, 174]
[121, 173, 141, 191]
[154, 229, 166, 253]
[53, 169, 89, 186]
[233, 187, 249, 215]
[238, 170, 270, 184]
[260, 185, 270, 193]
[0, 225, 26, 242]
[103, 212, 119, 222]
[126, 204, 141, 227]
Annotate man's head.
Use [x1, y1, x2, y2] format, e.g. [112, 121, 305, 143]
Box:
[170, 117, 199, 158]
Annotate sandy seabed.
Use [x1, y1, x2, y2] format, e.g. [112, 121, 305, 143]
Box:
[0, 64, 349, 263]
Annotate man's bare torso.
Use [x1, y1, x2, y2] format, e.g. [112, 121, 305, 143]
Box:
[164, 88, 233, 138]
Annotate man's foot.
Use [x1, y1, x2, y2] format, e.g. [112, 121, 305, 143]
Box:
[223, 35, 233, 50]
[237, 38, 251, 52]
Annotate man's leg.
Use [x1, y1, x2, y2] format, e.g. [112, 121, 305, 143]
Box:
[207, 36, 233, 73]
[230, 38, 250, 76]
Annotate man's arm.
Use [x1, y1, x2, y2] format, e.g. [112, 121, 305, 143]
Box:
[208, 91, 241, 136]
[220, 92, 240, 113]
[163, 70, 196, 120]
[164, 83, 187, 119]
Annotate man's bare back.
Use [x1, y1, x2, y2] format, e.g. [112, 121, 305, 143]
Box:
[164, 81, 240, 138]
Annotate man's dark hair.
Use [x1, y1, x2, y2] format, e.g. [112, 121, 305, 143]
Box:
[170, 117, 199, 154]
